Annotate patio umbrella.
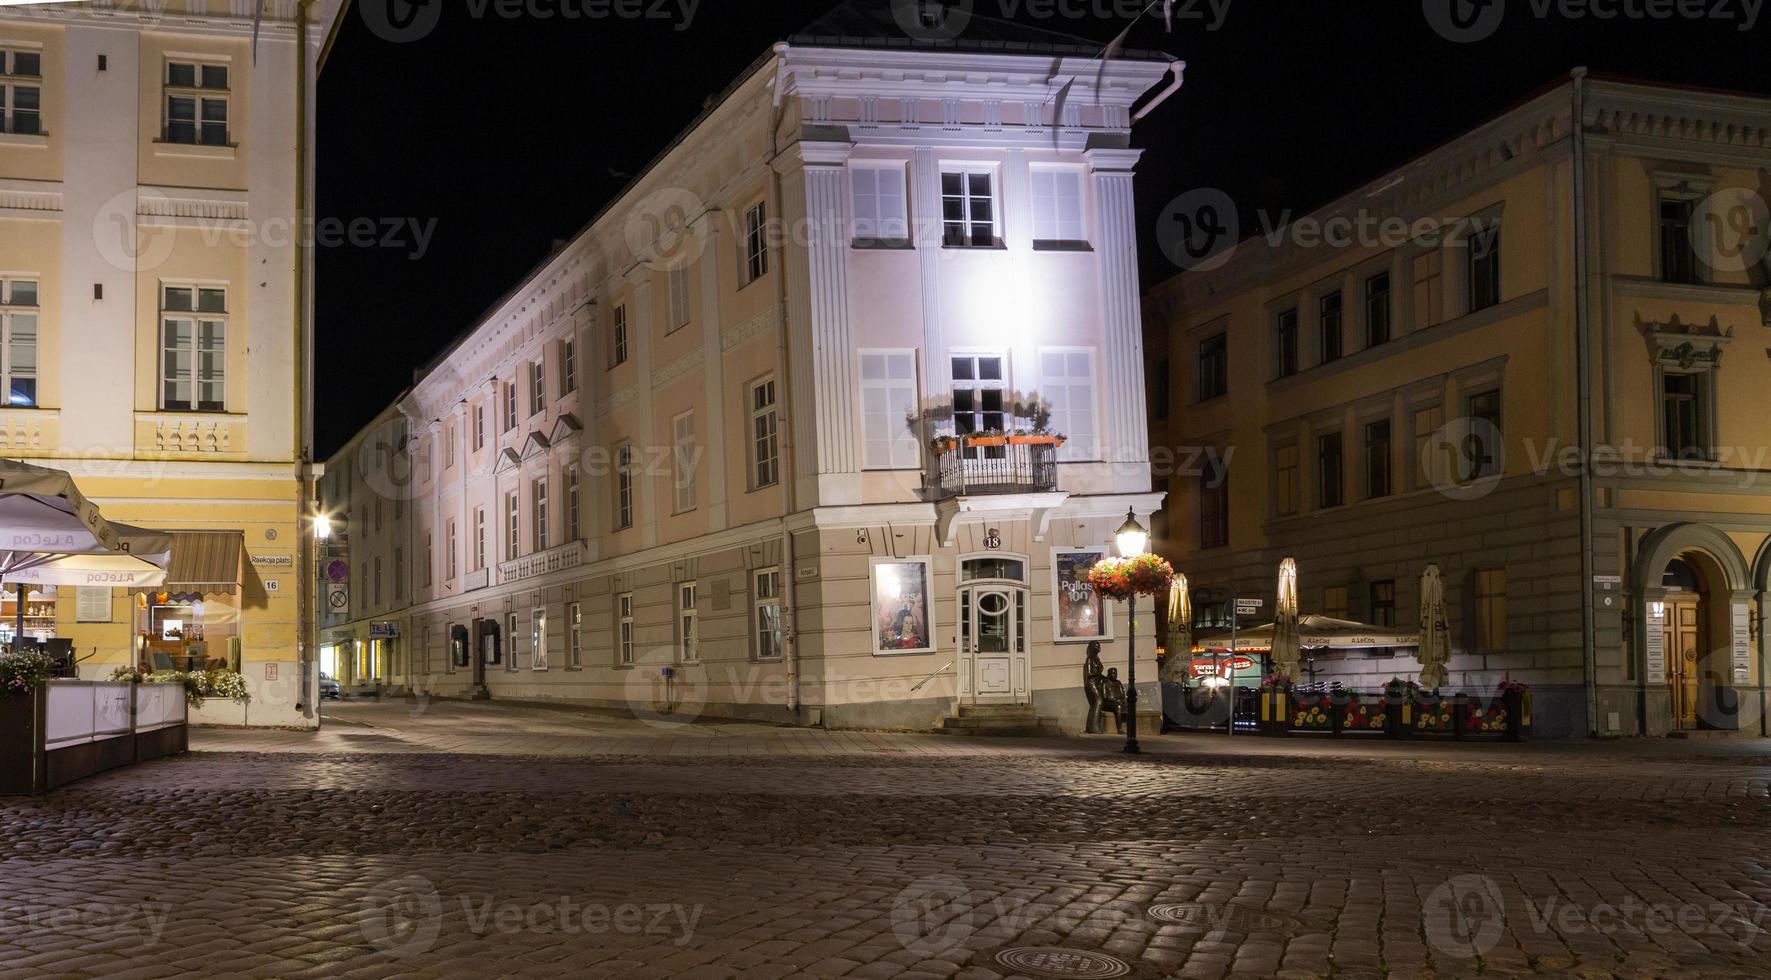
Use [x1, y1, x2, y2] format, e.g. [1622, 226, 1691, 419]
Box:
[1161, 573, 1192, 683]
[1271, 557, 1302, 683]
[1194, 615, 1419, 653]
[0, 522, 172, 589]
[0, 458, 138, 640]
[1417, 564, 1451, 690]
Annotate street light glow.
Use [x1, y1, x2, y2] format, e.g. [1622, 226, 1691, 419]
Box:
[1115, 508, 1148, 558]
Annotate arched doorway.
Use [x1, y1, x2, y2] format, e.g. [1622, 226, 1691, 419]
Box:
[1635, 524, 1754, 733]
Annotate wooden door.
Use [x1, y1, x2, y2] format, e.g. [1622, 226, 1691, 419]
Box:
[1664, 594, 1703, 729]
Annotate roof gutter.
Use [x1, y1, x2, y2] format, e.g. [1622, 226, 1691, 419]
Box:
[1131, 59, 1184, 123]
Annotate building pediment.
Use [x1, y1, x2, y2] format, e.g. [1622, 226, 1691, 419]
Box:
[519, 431, 552, 462]
[548, 414, 583, 446]
[1640, 315, 1733, 368]
[493, 447, 522, 474]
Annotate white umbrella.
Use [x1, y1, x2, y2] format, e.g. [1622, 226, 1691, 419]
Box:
[1417, 564, 1450, 690]
[1271, 557, 1302, 683]
[1196, 615, 1419, 653]
[1, 522, 172, 589]
[1160, 573, 1192, 684]
[0, 458, 131, 575]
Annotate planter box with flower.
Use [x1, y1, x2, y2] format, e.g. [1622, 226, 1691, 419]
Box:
[3, 654, 192, 795]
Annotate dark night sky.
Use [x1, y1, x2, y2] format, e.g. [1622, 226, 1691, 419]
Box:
[315, 0, 1771, 456]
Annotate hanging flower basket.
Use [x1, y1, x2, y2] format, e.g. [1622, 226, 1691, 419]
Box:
[1088, 554, 1174, 601]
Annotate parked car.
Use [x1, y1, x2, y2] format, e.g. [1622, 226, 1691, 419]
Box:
[319, 673, 341, 700]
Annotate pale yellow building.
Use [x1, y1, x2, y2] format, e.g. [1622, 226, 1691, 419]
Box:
[0, 0, 342, 726]
[1146, 73, 1771, 737]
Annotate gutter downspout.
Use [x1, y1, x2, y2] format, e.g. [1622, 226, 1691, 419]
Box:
[1130, 60, 1185, 123]
[769, 43, 802, 723]
[1572, 67, 1599, 737]
[295, 0, 316, 725]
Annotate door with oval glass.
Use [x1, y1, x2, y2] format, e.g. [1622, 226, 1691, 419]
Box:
[958, 582, 1029, 703]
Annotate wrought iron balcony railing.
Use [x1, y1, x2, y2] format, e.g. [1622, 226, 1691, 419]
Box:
[931, 439, 1059, 498]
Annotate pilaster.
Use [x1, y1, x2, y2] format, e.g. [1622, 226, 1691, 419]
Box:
[1088, 148, 1150, 467]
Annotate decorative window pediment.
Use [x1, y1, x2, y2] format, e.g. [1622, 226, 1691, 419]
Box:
[493, 447, 522, 474]
[548, 413, 582, 447]
[519, 430, 552, 462]
[1642, 315, 1732, 370]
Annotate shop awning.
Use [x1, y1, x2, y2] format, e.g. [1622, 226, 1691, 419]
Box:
[163, 530, 246, 595]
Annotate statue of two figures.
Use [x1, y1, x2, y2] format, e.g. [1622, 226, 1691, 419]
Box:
[1082, 641, 1126, 734]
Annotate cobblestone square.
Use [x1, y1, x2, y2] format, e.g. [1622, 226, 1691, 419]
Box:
[2, 701, 1768, 978]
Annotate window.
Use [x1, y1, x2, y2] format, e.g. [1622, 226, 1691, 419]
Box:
[528, 360, 545, 416]
[1659, 198, 1700, 285]
[1463, 390, 1502, 480]
[160, 285, 226, 412]
[1197, 334, 1227, 401]
[1, 49, 42, 136]
[1466, 224, 1501, 312]
[1412, 251, 1444, 329]
[617, 593, 635, 665]
[609, 304, 628, 367]
[504, 492, 518, 561]
[941, 169, 997, 247]
[1151, 361, 1170, 421]
[678, 583, 699, 663]
[1365, 419, 1392, 499]
[473, 403, 485, 450]
[394, 547, 406, 599]
[568, 602, 583, 667]
[1275, 444, 1299, 517]
[749, 378, 779, 489]
[444, 424, 455, 470]
[507, 612, 519, 671]
[851, 165, 910, 246]
[1474, 569, 1507, 653]
[164, 60, 228, 146]
[563, 464, 581, 540]
[1039, 350, 1098, 461]
[1199, 468, 1229, 550]
[953, 354, 1006, 446]
[423, 531, 434, 588]
[374, 497, 382, 532]
[860, 352, 918, 469]
[1275, 308, 1299, 378]
[1413, 404, 1449, 490]
[1364, 272, 1392, 348]
[753, 569, 783, 660]
[742, 202, 769, 284]
[531, 477, 549, 551]
[1030, 168, 1085, 246]
[560, 339, 577, 394]
[672, 412, 697, 512]
[531, 607, 548, 670]
[1662, 372, 1710, 460]
[0, 279, 38, 407]
[503, 379, 518, 431]
[373, 557, 383, 608]
[667, 266, 690, 331]
[1368, 580, 1397, 658]
[614, 443, 634, 530]
[445, 519, 458, 580]
[1317, 432, 1344, 509]
[473, 506, 486, 570]
[1318, 291, 1343, 364]
[1322, 586, 1349, 621]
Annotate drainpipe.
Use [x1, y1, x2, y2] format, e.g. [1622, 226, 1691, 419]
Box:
[769, 43, 802, 723]
[1572, 68, 1599, 737]
[294, 0, 316, 724]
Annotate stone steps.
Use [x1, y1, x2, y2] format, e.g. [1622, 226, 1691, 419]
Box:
[933, 703, 1066, 738]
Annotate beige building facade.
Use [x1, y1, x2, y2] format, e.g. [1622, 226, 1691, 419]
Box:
[1146, 74, 1771, 738]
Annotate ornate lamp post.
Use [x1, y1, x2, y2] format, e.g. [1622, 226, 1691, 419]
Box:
[1114, 508, 1149, 754]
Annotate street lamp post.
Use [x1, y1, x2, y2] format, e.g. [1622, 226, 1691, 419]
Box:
[1115, 508, 1149, 755]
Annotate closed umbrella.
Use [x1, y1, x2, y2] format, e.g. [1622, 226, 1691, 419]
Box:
[1271, 557, 1302, 683]
[1161, 573, 1192, 684]
[1417, 564, 1450, 690]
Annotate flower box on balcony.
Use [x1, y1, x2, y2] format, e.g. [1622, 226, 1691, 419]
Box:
[930, 437, 960, 456]
[966, 435, 1007, 447]
[1006, 434, 1066, 447]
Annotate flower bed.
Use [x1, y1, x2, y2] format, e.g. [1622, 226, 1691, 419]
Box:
[1254, 681, 1529, 741]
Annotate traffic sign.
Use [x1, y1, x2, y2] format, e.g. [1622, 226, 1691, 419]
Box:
[1235, 598, 1264, 615]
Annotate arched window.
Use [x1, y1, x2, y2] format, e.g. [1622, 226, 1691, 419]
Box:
[1663, 557, 1701, 592]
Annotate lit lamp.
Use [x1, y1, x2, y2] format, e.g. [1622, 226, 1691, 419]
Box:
[1115, 507, 1148, 754]
[312, 512, 332, 541]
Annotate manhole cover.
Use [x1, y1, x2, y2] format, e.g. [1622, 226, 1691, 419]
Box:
[1148, 903, 1299, 934]
[994, 947, 1130, 979]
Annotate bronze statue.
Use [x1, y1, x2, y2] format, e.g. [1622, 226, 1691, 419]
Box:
[1100, 667, 1127, 734]
[1083, 641, 1105, 734]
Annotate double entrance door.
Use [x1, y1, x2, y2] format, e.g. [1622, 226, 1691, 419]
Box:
[957, 582, 1030, 704]
[1662, 592, 1704, 729]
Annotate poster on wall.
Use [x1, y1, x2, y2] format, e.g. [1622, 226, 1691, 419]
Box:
[75, 587, 112, 623]
[1054, 549, 1109, 641]
[1733, 603, 1752, 683]
[1645, 604, 1666, 680]
[871, 558, 933, 654]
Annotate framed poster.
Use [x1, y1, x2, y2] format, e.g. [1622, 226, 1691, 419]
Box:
[870, 557, 934, 654]
[1053, 548, 1111, 641]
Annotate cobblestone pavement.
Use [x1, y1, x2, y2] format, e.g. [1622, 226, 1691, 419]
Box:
[1, 702, 1768, 978]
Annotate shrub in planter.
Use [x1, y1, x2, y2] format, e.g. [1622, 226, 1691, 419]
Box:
[111, 666, 249, 707]
[1, 649, 52, 700]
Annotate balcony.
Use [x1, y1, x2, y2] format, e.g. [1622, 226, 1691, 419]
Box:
[931, 438, 1059, 499]
[497, 539, 587, 585]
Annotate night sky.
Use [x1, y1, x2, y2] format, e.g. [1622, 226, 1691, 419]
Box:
[315, 0, 1771, 456]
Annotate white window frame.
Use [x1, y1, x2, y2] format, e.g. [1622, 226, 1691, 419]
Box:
[1051, 547, 1114, 643]
[617, 592, 635, 665]
[614, 442, 634, 530]
[752, 567, 783, 661]
[472, 403, 485, 449]
[528, 360, 545, 416]
[741, 202, 769, 284]
[423, 530, 434, 588]
[563, 463, 581, 541]
[0, 278, 39, 408]
[672, 411, 697, 513]
[445, 519, 458, 581]
[850, 163, 910, 246]
[950, 350, 1008, 446]
[0, 47, 43, 137]
[748, 376, 779, 490]
[473, 506, 487, 570]
[163, 58, 229, 147]
[531, 606, 548, 671]
[159, 283, 227, 413]
[940, 166, 998, 248]
[860, 350, 919, 469]
[610, 304, 628, 367]
[1030, 167, 1087, 246]
[503, 378, 518, 431]
[677, 582, 699, 663]
[507, 611, 520, 672]
[560, 338, 577, 394]
[531, 476, 549, 551]
[667, 265, 691, 332]
[567, 601, 583, 668]
[1038, 346, 1099, 462]
[504, 491, 519, 561]
[869, 556, 936, 656]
